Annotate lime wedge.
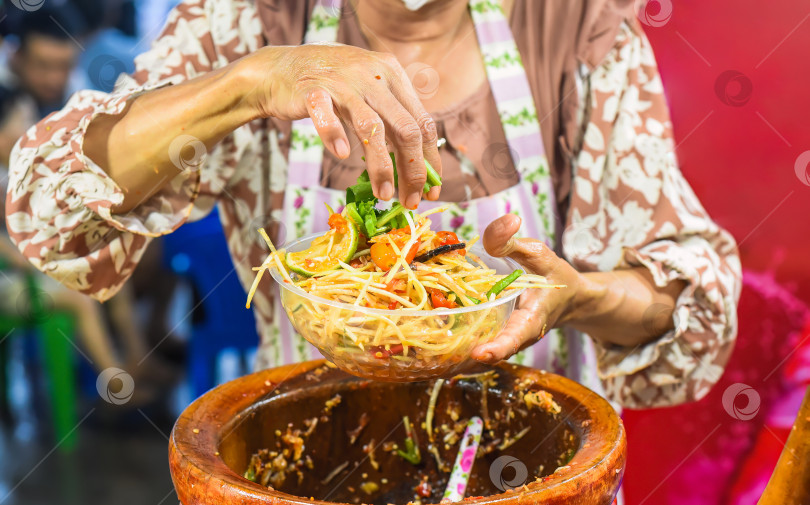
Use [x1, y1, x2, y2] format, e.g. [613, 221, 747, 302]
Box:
[285, 216, 359, 277]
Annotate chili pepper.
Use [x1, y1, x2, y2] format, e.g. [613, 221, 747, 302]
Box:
[486, 269, 524, 299]
[415, 480, 431, 497]
[370, 344, 403, 358]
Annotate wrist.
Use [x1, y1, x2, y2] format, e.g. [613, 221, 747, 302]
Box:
[559, 272, 611, 327]
[224, 56, 264, 124]
[232, 46, 287, 121]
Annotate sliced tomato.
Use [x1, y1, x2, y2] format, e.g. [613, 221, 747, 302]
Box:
[370, 241, 398, 271]
[388, 300, 399, 310]
[370, 236, 421, 271]
[428, 288, 457, 309]
[389, 227, 412, 241]
[435, 231, 460, 246]
[435, 231, 466, 256]
[386, 278, 406, 293]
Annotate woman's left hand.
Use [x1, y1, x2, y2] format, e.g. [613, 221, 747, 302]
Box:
[470, 214, 585, 364]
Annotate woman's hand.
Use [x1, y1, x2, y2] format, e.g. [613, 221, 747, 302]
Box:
[243, 44, 442, 208]
[470, 214, 584, 364]
[470, 214, 686, 364]
[88, 43, 440, 213]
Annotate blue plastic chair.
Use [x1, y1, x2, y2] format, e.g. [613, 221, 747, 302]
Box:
[162, 208, 259, 398]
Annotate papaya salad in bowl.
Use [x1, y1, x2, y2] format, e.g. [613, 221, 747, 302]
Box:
[247, 160, 564, 381]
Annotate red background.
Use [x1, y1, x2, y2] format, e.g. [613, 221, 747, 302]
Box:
[623, 1, 810, 503]
[642, 0, 810, 303]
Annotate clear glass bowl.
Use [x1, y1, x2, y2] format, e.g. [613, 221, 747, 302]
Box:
[269, 233, 525, 381]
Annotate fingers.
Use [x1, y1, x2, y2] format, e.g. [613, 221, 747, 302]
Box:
[305, 88, 350, 159]
[338, 95, 395, 200]
[483, 214, 559, 275]
[483, 214, 522, 257]
[386, 60, 442, 201]
[364, 91, 426, 208]
[470, 302, 546, 363]
[297, 49, 443, 206]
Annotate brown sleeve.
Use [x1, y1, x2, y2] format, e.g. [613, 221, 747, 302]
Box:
[511, 0, 634, 213]
[564, 21, 742, 407]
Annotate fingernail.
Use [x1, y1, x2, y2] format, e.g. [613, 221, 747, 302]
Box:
[478, 352, 494, 362]
[427, 186, 441, 201]
[380, 181, 393, 200]
[333, 138, 349, 158]
[405, 192, 420, 210]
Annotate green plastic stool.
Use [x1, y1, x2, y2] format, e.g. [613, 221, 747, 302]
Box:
[0, 267, 79, 451]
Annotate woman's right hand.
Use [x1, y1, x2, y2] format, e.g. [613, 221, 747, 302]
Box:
[241, 44, 442, 209]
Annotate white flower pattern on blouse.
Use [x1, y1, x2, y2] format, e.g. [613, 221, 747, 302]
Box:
[5, 0, 741, 409]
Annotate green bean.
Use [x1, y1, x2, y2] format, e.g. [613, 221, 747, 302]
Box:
[389, 153, 442, 193]
[425, 159, 442, 188]
[486, 269, 524, 299]
[451, 291, 480, 304]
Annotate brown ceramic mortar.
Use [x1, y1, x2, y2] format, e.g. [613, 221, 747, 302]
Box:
[170, 360, 625, 504]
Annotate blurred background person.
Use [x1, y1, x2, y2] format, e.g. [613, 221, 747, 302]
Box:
[0, 86, 37, 167]
[0, 5, 86, 117]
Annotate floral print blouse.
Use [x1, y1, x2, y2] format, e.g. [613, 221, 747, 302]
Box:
[5, 0, 741, 408]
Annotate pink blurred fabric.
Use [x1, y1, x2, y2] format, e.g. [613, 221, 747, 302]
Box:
[623, 273, 809, 505]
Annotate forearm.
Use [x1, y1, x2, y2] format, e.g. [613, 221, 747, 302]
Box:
[83, 59, 259, 213]
[563, 268, 686, 347]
